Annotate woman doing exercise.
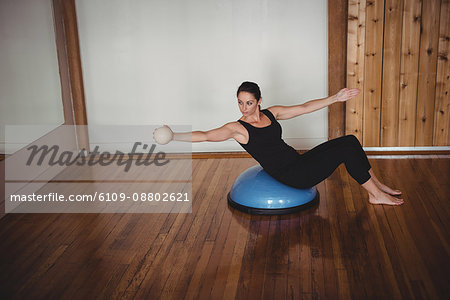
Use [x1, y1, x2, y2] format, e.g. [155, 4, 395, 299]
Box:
[154, 81, 404, 206]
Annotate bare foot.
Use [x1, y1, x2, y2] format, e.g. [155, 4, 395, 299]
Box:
[369, 192, 404, 206]
[375, 182, 402, 196]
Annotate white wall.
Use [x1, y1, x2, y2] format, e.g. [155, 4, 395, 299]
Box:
[0, 0, 64, 154]
[76, 0, 328, 151]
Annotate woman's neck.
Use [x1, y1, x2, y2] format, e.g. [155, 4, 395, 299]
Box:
[243, 110, 262, 123]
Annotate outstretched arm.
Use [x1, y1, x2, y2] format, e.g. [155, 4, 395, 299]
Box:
[269, 88, 360, 120]
[153, 123, 240, 144]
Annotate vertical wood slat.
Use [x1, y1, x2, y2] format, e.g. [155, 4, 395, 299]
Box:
[328, 0, 348, 140]
[60, 0, 90, 151]
[52, 0, 74, 126]
[346, 0, 366, 142]
[433, 0, 450, 146]
[398, 0, 422, 146]
[363, 0, 385, 146]
[381, 0, 404, 146]
[61, 0, 87, 126]
[415, 0, 441, 146]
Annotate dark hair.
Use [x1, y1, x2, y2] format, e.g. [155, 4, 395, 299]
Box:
[237, 81, 261, 110]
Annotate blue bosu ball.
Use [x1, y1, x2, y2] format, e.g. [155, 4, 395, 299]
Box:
[227, 165, 319, 215]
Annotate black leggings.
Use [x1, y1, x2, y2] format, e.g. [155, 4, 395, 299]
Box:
[276, 135, 372, 189]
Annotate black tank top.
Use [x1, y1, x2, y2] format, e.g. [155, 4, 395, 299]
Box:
[237, 109, 300, 178]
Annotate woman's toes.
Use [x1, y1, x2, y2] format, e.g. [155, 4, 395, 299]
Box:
[393, 197, 404, 205]
[382, 185, 402, 196]
[369, 194, 404, 206]
[390, 189, 402, 195]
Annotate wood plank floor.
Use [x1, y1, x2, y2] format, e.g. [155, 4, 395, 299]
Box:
[0, 157, 449, 299]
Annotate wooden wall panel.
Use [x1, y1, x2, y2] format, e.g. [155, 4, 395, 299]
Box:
[363, 0, 385, 146]
[433, 0, 450, 146]
[398, 0, 422, 146]
[380, 0, 404, 146]
[345, 0, 366, 142]
[415, 0, 441, 146]
[328, 0, 348, 140]
[52, 0, 74, 126]
[346, 0, 449, 147]
[61, 0, 87, 126]
[60, 0, 89, 151]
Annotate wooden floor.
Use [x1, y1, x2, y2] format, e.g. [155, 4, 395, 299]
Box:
[0, 157, 449, 299]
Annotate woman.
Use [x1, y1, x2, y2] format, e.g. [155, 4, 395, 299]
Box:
[155, 81, 404, 206]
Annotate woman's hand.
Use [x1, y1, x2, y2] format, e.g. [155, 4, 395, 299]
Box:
[335, 88, 360, 102]
[153, 125, 174, 145]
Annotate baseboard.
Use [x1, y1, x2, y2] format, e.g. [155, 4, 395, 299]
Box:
[2, 147, 449, 160]
[363, 146, 450, 155]
[190, 148, 450, 159]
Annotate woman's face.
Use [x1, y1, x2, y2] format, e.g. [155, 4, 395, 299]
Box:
[237, 92, 261, 116]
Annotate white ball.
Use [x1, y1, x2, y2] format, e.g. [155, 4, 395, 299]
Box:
[154, 126, 173, 145]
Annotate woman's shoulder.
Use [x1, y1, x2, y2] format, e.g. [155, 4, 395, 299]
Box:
[225, 121, 248, 143]
[225, 121, 245, 131]
[228, 120, 243, 126]
[263, 106, 280, 119]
